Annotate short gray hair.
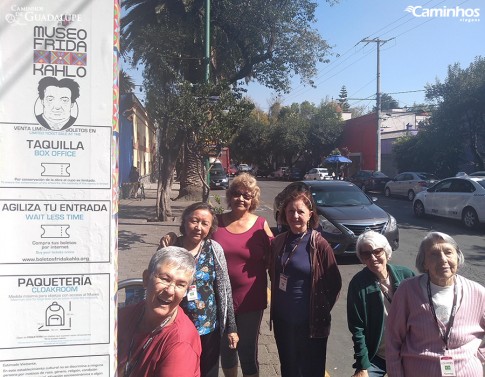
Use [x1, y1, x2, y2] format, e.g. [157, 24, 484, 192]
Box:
[355, 230, 392, 263]
[147, 246, 196, 284]
[415, 232, 465, 273]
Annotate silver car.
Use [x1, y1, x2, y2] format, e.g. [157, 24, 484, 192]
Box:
[384, 171, 439, 201]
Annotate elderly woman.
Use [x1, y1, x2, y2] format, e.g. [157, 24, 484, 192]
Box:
[347, 231, 415, 377]
[386, 231, 485, 377]
[268, 186, 341, 377]
[212, 173, 273, 377]
[118, 247, 201, 377]
[159, 202, 238, 377]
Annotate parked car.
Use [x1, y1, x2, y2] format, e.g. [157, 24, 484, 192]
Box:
[270, 166, 289, 179]
[237, 163, 251, 174]
[304, 167, 332, 181]
[348, 170, 390, 193]
[286, 167, 305, 181]
[413, 176, 485, 229]
[469, 171, 485, 177]
[209, 165, 229, 190]
[227, 164, 238, 176]
[273, 181, 399, 255]
[384, 171, 440, 201]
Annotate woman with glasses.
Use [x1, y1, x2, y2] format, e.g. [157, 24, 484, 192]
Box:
[117, 247, 201, 377]
[212, 173, 273, 377]
[158, 202, 238, 377]
[268, 186, 342, 377]
[347, 230, 415, 377]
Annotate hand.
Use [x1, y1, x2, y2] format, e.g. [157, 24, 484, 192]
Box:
[352, 369, 368, 377]
[159, 232, 177, 248]
[227, 332, 239, 349]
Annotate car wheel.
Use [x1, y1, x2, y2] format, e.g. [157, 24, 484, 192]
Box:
[385, 187, 391, 197]
[462, 207, 479, 229]
[407, 190, 415, 201]
[413, 200, 425, 218]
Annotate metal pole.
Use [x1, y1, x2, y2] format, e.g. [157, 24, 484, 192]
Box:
[376, 43, 381, 171]
[359, 37, 394, 171]
[205, 0, 210, 82]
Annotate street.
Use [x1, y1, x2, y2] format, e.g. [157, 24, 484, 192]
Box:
[249, 179, 485, 376]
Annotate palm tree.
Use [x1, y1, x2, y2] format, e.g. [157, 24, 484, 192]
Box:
[119, 69, 135, 94]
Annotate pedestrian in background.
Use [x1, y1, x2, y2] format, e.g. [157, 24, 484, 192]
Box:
[347, 230, 415, 377]
[268, 186, 341, 377]
[212, 173, 274, 377]
[386, 231, 485, 377]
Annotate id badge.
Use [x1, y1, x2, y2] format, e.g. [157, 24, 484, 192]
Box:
[279, 274, 288, 292]
[187, 285, 198, 301]
[440, 356, 456, 376]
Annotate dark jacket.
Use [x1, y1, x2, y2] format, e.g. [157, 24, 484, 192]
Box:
[268, 230, 342, 338]
[346, 263, 415, 370]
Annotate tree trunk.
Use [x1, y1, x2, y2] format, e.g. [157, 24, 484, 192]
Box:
[157, 125, 186, 221]
[178, 138, 204, 201]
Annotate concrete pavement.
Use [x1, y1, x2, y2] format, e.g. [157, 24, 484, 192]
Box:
[118, 182, 291, 376]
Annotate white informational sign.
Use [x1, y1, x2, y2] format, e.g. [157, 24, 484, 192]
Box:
[0, 0, 118, 375]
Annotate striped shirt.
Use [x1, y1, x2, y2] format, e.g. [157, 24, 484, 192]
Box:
[386, 274, 485, 377]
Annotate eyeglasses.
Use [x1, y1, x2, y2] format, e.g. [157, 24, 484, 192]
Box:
[232, 191, 253, 200]
[154, 276, 189, 292]
[360, 248, 385, 260]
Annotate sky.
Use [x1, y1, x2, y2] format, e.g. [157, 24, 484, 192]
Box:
[123, 0, 484, 113]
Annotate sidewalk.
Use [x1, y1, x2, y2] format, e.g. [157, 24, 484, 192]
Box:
[117, 182, 283, 376]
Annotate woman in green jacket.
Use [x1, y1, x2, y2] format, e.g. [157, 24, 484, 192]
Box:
[347, 230, 415, 377]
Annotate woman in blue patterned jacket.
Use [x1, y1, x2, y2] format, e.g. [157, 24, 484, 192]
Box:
[160, 202, 238, 377]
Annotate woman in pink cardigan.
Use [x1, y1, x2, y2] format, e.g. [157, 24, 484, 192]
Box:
[385, 232, 485, 377]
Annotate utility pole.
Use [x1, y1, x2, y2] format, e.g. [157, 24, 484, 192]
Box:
[205, 0, 210, 82]
[360, 37, 394, 171]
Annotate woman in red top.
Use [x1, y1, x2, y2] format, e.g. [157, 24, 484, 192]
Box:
[117, 247, 202, 377]
[212, 173, 273, 377]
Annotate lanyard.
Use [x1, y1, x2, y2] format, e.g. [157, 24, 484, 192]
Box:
[124, 308, 174, 377]
[279, 231, 307, 274]
[426, 276, 457, 350]
[377, 279, 392, 303]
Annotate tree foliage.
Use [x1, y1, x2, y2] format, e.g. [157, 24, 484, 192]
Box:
[230, 100, 344, 171]
[338, 85, 350, 111]
[121, 0, 335, 216]
[373, 93, 399, 112]
[393, 56, 485, 177]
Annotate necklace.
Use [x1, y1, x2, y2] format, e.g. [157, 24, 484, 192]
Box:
[124, 308, 175, 377]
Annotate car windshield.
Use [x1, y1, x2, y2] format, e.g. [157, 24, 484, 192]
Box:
[477, 180, 485, 189]
[311, 185, 372, 207]
[417, 173, 439, 180]
[372, 171, 388, 178]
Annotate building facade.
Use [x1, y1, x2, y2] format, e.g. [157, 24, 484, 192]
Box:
[119, 93, 157, 185]
[341, 109, 429, 177]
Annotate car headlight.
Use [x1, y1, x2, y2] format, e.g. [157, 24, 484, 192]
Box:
[222, 178, 228, 182]
[319, 215, 342, 235]
[387, 215, 398, 231]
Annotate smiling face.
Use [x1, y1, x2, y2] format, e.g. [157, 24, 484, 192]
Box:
[142, 262, 192, 327]
[229, 188, 253, 212]
[424, 241, 458, 286]
[359, 243, 388, 278]
[284, 198, 312, 234]
[184, 209, 213, 245]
